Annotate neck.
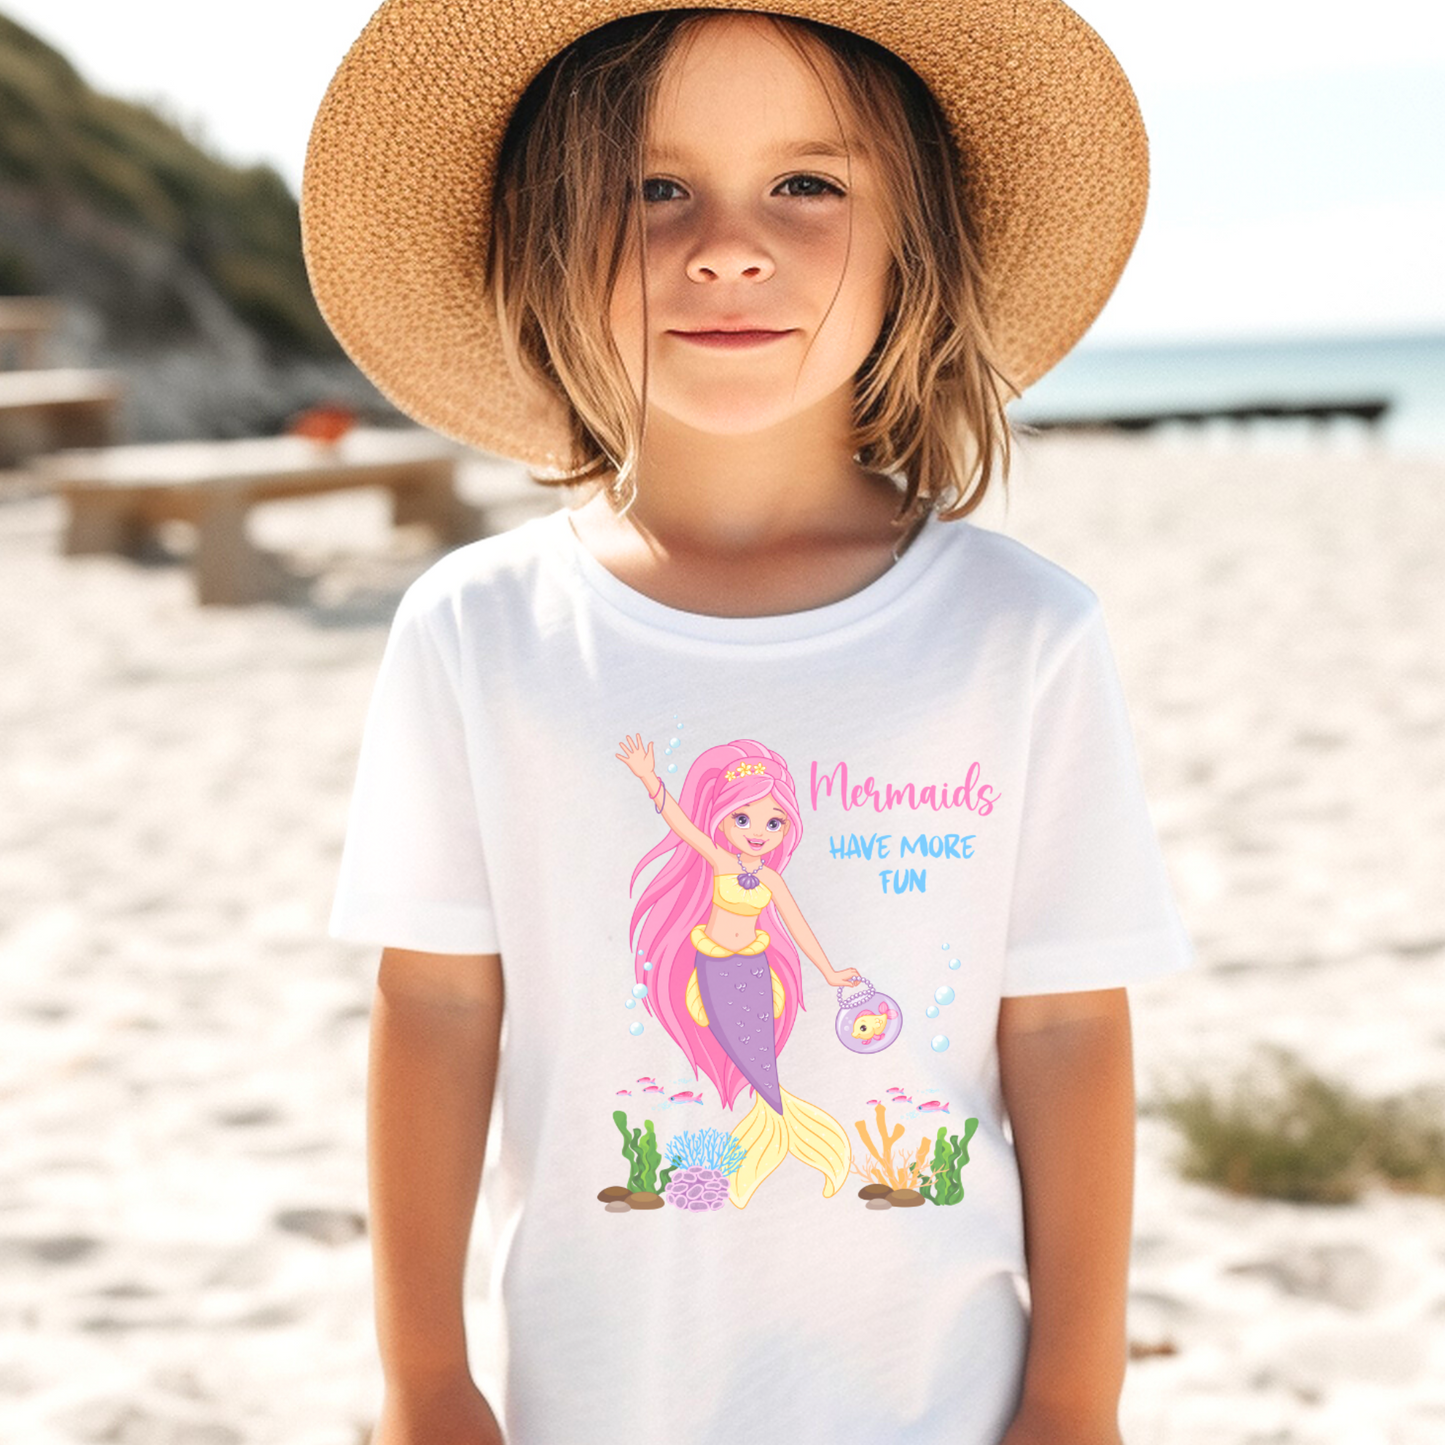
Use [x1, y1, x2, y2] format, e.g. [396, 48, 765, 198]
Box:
[615, 391, 906, 554]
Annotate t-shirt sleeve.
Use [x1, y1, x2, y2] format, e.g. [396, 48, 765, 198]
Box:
[1000, 601, 1194, 995]
[328, 585, 499, 955]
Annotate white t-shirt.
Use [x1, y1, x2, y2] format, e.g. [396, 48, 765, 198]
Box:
[330, 505, 1193, 1445]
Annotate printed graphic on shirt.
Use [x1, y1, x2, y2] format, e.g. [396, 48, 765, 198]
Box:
[600, 730, 980, 1216]
[603, 1077, 979, 1214]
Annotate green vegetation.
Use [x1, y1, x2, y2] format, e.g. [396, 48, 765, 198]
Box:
[1149, 1045, 1445, 1204]
[613, 1110, 674, 1193]
[917, 1117, 979, 1206]
[0, 13, 334, 353]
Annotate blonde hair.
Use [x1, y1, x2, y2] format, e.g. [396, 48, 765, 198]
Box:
[489, 9, 1014, 521]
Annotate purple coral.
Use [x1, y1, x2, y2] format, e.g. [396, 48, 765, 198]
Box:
[664, 1166, 733, 1212]
[663, 1128, 748, 1212]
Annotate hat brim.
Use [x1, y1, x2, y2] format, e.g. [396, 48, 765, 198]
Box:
[301, 0, 1148, 468]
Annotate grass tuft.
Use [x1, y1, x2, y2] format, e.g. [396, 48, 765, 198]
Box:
[1147, 1045, 1445, 1204]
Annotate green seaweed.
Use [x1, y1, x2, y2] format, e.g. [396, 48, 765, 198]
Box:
[918, 1117, 980, 1205]
[612, 1110, 672, 1192]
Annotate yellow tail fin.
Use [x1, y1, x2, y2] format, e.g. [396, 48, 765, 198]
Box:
[728, 1086, 852, 1208]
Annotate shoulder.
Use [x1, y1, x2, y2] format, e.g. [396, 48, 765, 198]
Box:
[932, 518, 1100, 625]
[926, 518, 1105, 672]
[391, 508, 572, 652]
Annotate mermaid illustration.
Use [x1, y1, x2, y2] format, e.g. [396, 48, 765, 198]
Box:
[616, 734, 861, 1208]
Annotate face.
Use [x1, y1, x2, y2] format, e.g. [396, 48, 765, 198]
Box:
[720, 792, 791, 859]
[608, 15, 893, 436]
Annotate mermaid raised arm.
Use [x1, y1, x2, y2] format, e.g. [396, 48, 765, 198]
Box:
[615, 733, 725, 866]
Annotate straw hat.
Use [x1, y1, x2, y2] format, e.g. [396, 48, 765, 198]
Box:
[301, 0, 1148, 469]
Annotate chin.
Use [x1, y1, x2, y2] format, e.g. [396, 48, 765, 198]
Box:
[656, 391, 823, 436]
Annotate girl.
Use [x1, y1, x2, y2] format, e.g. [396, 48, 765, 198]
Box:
[313, 5, 1193, 1445]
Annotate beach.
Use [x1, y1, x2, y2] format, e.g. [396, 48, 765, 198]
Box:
[1, 433, 1441, 1444]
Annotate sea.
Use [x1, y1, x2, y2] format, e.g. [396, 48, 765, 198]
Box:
[1010, 332, 1445, 458]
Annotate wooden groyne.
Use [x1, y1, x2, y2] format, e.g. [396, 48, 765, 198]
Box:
[1023, 398, 1392, 434]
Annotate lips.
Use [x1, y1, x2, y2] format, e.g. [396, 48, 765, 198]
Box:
[673, 322, 786, 333]
[669, 327, 792, 349]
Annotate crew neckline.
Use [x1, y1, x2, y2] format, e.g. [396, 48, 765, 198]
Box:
[547, 504, 954, 644]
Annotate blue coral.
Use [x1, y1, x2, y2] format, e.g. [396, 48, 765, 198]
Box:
[665, 1127, 748, 1178]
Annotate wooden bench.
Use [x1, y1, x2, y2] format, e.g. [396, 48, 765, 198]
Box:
[0, 298, 62, 370]
[40, 427, 483, 605]
[0, 369, 122, 464]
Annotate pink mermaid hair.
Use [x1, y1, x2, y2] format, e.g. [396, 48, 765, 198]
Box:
[629, 739, 806, 1110]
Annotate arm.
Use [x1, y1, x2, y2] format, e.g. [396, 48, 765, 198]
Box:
[764, 872, 860, 988]
[615, 733, 723, 866]
[996, 987, 1134, 1445]
[367, 947, 507, 1445]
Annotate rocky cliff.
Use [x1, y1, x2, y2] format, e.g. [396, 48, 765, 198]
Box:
[0, 13, 394, 440]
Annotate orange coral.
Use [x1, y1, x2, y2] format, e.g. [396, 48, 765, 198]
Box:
[852, 1102, 934, 1190]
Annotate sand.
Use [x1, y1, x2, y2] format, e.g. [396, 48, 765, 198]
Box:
[1, 434, 1441, 1444]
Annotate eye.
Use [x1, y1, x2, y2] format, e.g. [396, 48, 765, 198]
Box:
[641, 177, 687, 204]
[766, 817, 786, 832]
[734, 813, 750, 828]
[774, 173, 845, 199]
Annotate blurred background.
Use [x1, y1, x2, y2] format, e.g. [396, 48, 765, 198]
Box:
[1, 4, 1442, 1444]
[2, 0, 1442, 445]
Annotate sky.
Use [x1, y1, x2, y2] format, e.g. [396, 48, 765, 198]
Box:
[4, 0, 1444, 344]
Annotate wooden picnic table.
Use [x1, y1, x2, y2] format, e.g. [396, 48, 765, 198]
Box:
[0, 298, 62, 369]
[40, 427, 482, 605]
[0, 368, 122, 464]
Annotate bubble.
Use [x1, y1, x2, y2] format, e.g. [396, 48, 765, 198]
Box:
[941, 942, 949, 949]
[625, 999, 636, 1009]
[930, 1035, 950, 1053]
[629, 1021, 645, 1037]
[934, 985, 955, 1005]
[669, 737, 680, 748]
[926, 1005, 939, 1019]
[643, 961, 653, 971]
[948, 957, 962, 970]
[664, 747, 672, 756]
[632, 983, 648, 999]
[676, 722, 684, 729]
[667, 763, 677, 773]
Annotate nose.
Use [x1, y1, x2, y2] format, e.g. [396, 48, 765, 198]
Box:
[685, 209, 775, 284]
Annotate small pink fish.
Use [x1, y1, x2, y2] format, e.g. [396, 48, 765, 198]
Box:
[893, 1094, 912, 1104]
[636, 1076, 657, 1084]
[669, 1091, 705, 1104]
[615, 1089, 633, 1096]
[865, 1098, 880, 1106]
[917, 1100, 950, 1113]
[643, 1085, 665, 1094]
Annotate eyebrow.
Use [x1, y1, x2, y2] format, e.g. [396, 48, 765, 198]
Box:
[647, 138, 865, 165]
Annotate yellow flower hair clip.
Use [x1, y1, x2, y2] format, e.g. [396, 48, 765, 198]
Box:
[724, 762, 768, 782]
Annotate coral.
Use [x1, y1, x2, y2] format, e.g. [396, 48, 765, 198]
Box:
[664, 1166, 732, 1212]
[851, 1102, 933, 1191]
[613, 1110, 671, 1193]
[659, 1129, 748, 1212]
[917, 1118, 980, 1205]
[665, 1127, 748, 1177]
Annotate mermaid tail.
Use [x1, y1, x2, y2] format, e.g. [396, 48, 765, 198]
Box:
[692, 947, 851, 1207]
[727, 1085, 852, 1208]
